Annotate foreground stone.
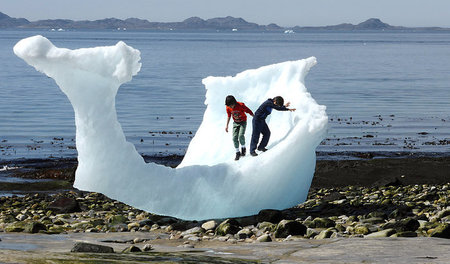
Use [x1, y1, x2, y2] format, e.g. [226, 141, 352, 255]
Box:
[71, 242, 114, 253]
[0, 183, 449, 242]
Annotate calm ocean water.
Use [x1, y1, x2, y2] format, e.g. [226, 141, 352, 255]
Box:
[0, 29, 449, 161]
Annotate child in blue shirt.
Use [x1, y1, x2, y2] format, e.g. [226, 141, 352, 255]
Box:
[250, 96, 296, 156]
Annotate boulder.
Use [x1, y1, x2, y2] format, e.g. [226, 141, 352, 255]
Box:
[315, 229, 334, 239]
[354, 225, 370, 235]
[138, 219, 154, 227]
[5, 222, 25, 232]
[143, 244, 153, 251]
[311, 217, 335, 228]
[256, 234, 272, 242]
[215, 219, 240, 236]
[201, 220, 217, 231]
[236, 228, 253, 239]
[122, 245, 142, 253]
[393, 231, 417, 237]
[181, 226, 205, 237]
[108, 215, 129, 225]
[365, 229, 396, 238]
[430, 223, 450, 239]
[24, 221, 47, 233]
[71, 242, 114, 253]
[256, 209, 283, 223]
[274, 220, 306, 238]
[383, 218, 419, 232]
[257, 222, 277, 233]
[48, 196, 81, 213]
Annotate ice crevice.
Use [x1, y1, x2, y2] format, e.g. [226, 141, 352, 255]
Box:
[13, 35, 328, 220]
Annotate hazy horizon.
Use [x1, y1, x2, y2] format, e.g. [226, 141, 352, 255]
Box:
[1, 0, 450, 28]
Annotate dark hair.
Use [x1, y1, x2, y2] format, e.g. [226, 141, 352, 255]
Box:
[225, 95, 237, 106]
[273, 96, 284, 106]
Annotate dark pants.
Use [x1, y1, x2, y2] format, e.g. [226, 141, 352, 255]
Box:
[250, 118, 270, 153]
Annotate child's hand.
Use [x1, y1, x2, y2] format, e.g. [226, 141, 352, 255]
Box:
[225, 126, 229, 132]
[289, 108, 296, 112]
[285, 102, 291, 107]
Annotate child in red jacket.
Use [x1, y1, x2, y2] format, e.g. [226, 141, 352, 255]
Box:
[225, 95, 254, 160]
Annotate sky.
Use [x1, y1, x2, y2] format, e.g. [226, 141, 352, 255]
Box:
[1, 0, 450, 28]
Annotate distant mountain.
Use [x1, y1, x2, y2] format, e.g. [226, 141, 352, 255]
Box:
[0, 12, 448, 32]
[0, 12, 29, 28]
[293, 18, 448, 31]
[293, 18, 397, 31]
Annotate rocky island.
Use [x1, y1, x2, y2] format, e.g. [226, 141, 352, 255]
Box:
[1, 11, 449, 32]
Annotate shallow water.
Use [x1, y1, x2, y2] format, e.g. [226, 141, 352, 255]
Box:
[0, 29, 449, 160]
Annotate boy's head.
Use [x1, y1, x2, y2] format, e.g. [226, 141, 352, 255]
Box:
[273, 96, 284, 107]
[225, 95, 237, 107]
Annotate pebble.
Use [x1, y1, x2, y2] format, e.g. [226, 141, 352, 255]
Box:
[0, 183, 448, 242]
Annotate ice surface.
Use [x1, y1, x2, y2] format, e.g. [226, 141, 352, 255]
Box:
[14, 35, 328, 220]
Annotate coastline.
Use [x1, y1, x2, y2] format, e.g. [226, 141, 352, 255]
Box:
[1, 152, 449, 190]
[0, 153, 449, 263]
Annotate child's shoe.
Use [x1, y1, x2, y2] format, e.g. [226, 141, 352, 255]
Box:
[241, 147, 246, 156]
[235, 152, 241, 161]
[257, 147, 268, 152]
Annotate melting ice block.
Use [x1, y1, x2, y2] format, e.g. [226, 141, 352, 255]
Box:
[14, 35, 328, 220]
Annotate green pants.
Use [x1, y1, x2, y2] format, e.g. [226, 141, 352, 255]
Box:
[232, 121, 247, 148]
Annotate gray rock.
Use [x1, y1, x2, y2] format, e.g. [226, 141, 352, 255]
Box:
[89, 219, 105, 226]
[15, 214, 27, 221]
[257, 209, 283, 223]
[383, 218, 419, 232]
[306, 228, 319, 238]
[257, 222, 276, 232]
[108, 215, 129, 225]
[393, 231, 417, 237]
[311, 217, 335, 228]
[133, 238, 145, 244]
[138, 219, 154, 227]
[5, 222, 25, 232]
[366, 211, 388, 219]
[257, 234, 272, 242]
[142, 244, 153, 251]
[436, 208, 450, 220]
[430, 223, 450, 238]
[274, 220, 307, 238]
[315, 229, 334, 239]
[71, 242, 114, 253]
[236, 228, 253, 239]
[24, 222, 47, 233]
[354, 224, 370, 235]
[215, 219, 240, 236]
[201, 220, 217, 231]
[181, 226, 205, 237]
[365, 228, 396, 238]
[178, 244, 195, 248]
[361, 217, 386, 225]
[122, 245, 142, 253]
[48, 196, 81, 213]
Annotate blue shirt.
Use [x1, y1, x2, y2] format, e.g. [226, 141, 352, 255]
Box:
[254, 98, 288, 119]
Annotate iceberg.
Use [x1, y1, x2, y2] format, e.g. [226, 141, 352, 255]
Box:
[13, 35, 327, 220]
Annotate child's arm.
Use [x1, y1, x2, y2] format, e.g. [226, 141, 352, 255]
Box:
[225, 115, 231, 132]
[243, 103, 254, 116]
[285, 102, 296, 112]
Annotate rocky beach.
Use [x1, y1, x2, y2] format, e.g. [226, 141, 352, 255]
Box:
[0, 154, 449, 263]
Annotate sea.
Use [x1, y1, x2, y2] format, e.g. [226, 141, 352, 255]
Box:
[0, 29, 449, 162]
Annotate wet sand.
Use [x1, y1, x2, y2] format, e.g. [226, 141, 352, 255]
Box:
[1, 232, 449, 263]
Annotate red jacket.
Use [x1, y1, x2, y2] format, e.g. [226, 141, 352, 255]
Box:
[226, 102, 253, 123]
